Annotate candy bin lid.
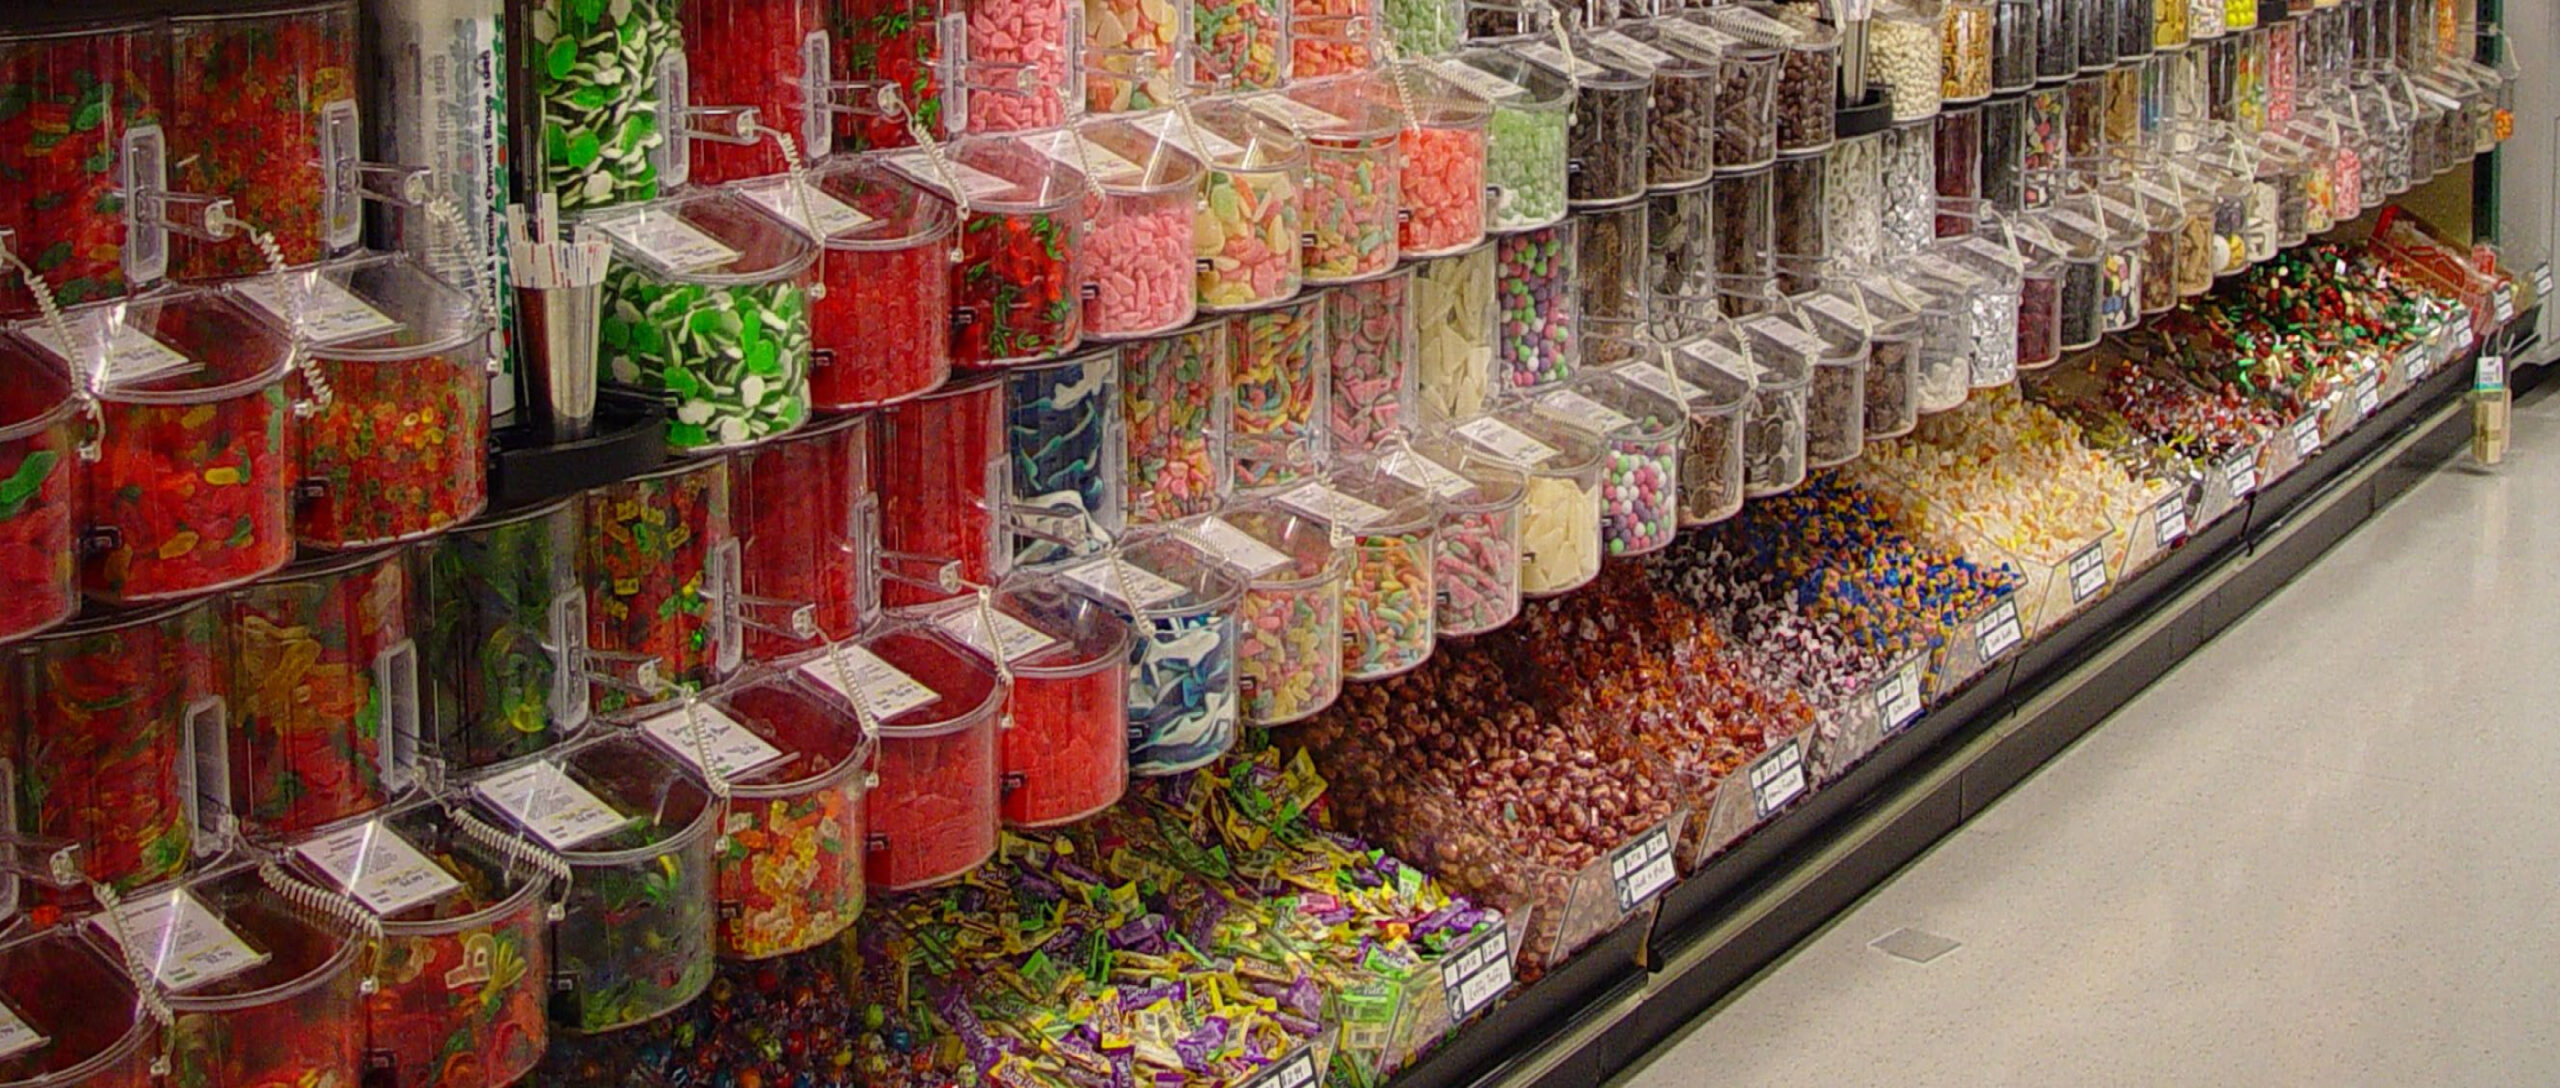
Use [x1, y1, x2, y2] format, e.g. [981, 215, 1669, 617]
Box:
[1449, 402, 1608, 478]
[280, 797, 554, 930]
[1130, 101, 1307, 176]
[1532, 368, 1688, 448]
[1364, 61, 1499, 130]
[84, 861, 360, 1011]
[1028, 116, 1208, 197]
[11, 287, 294, 405]
[1246, 78, 1406, 143]
[1436, 47, 1577, 113]
[1655, 336, 1757, 413]
[463, 729, 718, 865]
[0, 338, 76, 445]
[579, 188, 822, 286]
[2037, 196, 2113, 260]
[1376, 434, 1529, 514]
[1793, 285, 1880, 358]
[1179, 497, 1347, 590]
[758, 157, 958, 253]
[1268, 461, 1438, 539]
[640, 669, 877, 797]
[792, 622, 1006, 739]
[0, 921, 153, 1087]
[919, 569, 1135, 677]
[1592, 22, 1717, 78]
[1053, 524, 1248, 618]
[882, 134, 1092, 215]
[1503, 35, 1654, 92]
[223, 252, 487, 362]
[1732, 312, 1822, 389]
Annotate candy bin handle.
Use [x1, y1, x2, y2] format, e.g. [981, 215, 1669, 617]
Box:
[712, 539, 745, 675]
[547, 589, 595, 735]
[733, 592, 822, 642]
[879, 551, 967, 595]
[581, 648, 670, 703]
[678, 105, 766, 146]
[941, 13, 972, 134]
[654, 53, 694, 188]
[356, 162, 434, 207]
[448, 803, 575, 919]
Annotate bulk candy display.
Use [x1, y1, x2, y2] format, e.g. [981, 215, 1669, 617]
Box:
[1494, 221, 1577, 390]
[583, 457, 736, 715]
[591, 190, 816, 452]
[1538, 370, 1683, 558]
[1412, 241, 1497, 424]
[1227, 291, 1326, 488]
[1003, 348, 1123, 565]
[734, 413, 877, 660]
[1325, 267, 1416, 456]
[224, 547, 418, 837]
[836, 625, 1005, 889]
[343, 804, 553, 1088]
[1194, 499, 1345, 724]
[1058, 119, 1204, 339]
[676, 672, 872, 959]
[0, 19, 164, 316]
[1059, 528, 1243, 775]
[0, 342, 75, 643]
[798, 160, 956, 411]
[873, 375, 1003, 607]
[419, 498, 588, 774]
[143, 867, 367, 1088]
[946, 573, 1131, 825]
[1172, 101, 1305, 312]
[526, 0, 683, 209]
[886, 136, 1086, 368]
[167, 2, 359, 279]
[1120, 320, 1233, 523]
[681, 0, 829, 185]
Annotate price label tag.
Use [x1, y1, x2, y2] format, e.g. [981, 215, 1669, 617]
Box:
[932, 607, 1062, 663]
[1607, 824, 1676, 912]
[736, 177, 875, 238]
[2067, 542, 2108, 603]
[472, 760, 631, 851]
[1748, 739, 1807, 820]
[2048, 207, 2106, 238]
[1876, 660, 1924, 736]
[2291, 415, 2322, 457]
[2448, 311, 2473, 347]
[1744, 313, 1828, 359]
[586, 211, 743, 274]
[1537, 389, 1635, 434]
[1190, 516, 1294, 577]
[2153, 495, 2188, 548]
[291, 819, 467, 916]
[2494, 284, 2516, 324]
[99, 887, 270, 992]
[1454, 418, 1558, 466]
[1060, 557, 1194, 610]
[2223, 453, 2258, 498]
[641, 701, 793, 781]
[1437, 928, 1513, 1020]
[1804, 292, 1866, 330]
[20, 311, 196, 389]
[2533, 262, 2552, 301]
[1031, 129, 1147, 184]
[1431, 58, 1527, 101]
[0, 1002, 46, 1061]
[2476, 353, 2505, 391]
[799, 644, 944, 720]
[1240, 1050, 1319, 1088]
[2355, 372, 2382, 417]
[1382, 451, 1479, 500]
[885, 150, 1019, 201]
[237, 274, 405, 344]
[1275, 482, 1391, 529]
[1974, 600, 2023, 660]
[2402, 343, 2430, 382]
[1617, 360, 1705, 403]
[1132, 110, 1244, 159]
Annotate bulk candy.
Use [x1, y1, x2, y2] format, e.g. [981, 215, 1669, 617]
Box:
[874, 376, 1003, 608]
[0, 344, 74, 642]
[0, 20, 163, 315]
[350, 805, 553, 1088]
[167, 2, 358, 279]
[1120, 320, 1233, 523]
[1200, 500, 1346, 724]
[595, 194, 816, 453]
[1004, 348, 1123, 565]
[801, 160, 956, 411]
[735, 413, 877, 660]
[844, 626, 1006, 889]
[584, 458, 735, 715]
[685, 673, 873, 959]
[1228, 292, 1326, 488]
[958, 574, 1132, 825]
[147, 869, 366, 1088]
[225, 549, 417, 837]
[1493, 222, 1577, 390]
[528, 0, 681, 209]
[1539, 371, 1681, 558]
[419, 498, 588, 773]
[1325, 267, 1416, 455]
[961, 0, 1075, 131]
[1069, 121, 1204, 339]
[682, 0, 828, 184]
[1412, 241, 1496, 423]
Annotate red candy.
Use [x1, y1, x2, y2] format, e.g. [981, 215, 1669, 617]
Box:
[805, 161, 955, 410]
[155, 870, 367, 1088]
[684, 0, 829, 183]
[225, 548, 417, 837]
[0, 20, 165, 316]
[705, 674, 872, 958]
[858, 627, 1004, 890]
[970, 579, 1132, 827]
[360, 820, 551, 1088]
[873, 376, 1002, 609]
[585, 458, 736, 715]
[0, 344, 76, 642]
[736, 413, 876, 662]
[830, 0, 945, 152]
[167, 2, 358, 280]
[290, 257, 491, 551]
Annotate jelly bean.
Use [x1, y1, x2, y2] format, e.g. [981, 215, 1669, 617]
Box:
[1227, 293, 1325, 489]
[1493, 223, 1577, 390]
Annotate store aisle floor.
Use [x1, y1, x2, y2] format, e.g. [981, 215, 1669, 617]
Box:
[1617, 389, 2560, 1088]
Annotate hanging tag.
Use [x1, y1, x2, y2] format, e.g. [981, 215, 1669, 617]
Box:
[471, 760, 631, 852]
[2223, 453, 2258, 498]
[20, 311, 196, 389]
[2475, 353, 2505, 392]
[641, 702, 794, 781]
[1876, 660, 1925, 736]
[931, 608, 1062, 664]
[98, 887, 269, 992]
[1803, 292, 1865, 330]
[1747, 739, 1807, 820]
[799, 644, 943, 720]
[1974, 600, 2023, 660]
[1438, 927, 1512, 1020]
[2533, 263, 2552, 301]
[1588, 29, 1676, 68]
[2355, 371, 2382, 417]
[1274, 481, 1390, 529]
[1248, 94, 1352, 131]
[1606, 824, 1675, 912]
[2291, 415, 2322, 458]
[1536, 389, 1634, 434]
[1430, 58, 1527, 101]
[2493, 283, 2516, 325]
[1132, 111, 1245, 160]
[1030, 130, 1146, 184]
[1453, 418, 1558, 466]
[290, 818, 467, 916]
[2153, 495, 2189, 548]
[1190, 517, 1294, 577]
[0, 1001, 47, 1061]
[585, 210, 743, 274]
[237, 274, 406, 345]
[2067, 542, 2108, 603]
[1059, 557, 1191, 610]
[736, 177, 874, 238]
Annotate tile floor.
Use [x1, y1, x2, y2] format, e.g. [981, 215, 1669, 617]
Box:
[1616, 388, 2560, 1088]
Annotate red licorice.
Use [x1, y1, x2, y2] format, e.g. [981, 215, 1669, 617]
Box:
[952, 207, 1080, 368]
[861, 629, 1002, 890]
[684, 0, 827, 184]
[82, 299, 296, 604]
[226, 549, 414, 836]
[735, 414, 874, 662]
[872, 378, 1001, 608]
[4, 599, 217, 895]
[1002, 650, 1128, 827]
[298, 349, 489, 549]
[585, 459, 735, 715]
[0, 348, 77, 642]
[709, 678, 869, 959]
[0, 21, 164, 315]
[168, 2, 358, 280]
[808, 164, 953, 410]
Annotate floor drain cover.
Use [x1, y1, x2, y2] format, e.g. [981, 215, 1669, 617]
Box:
[1870, 927, 1961, 964]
